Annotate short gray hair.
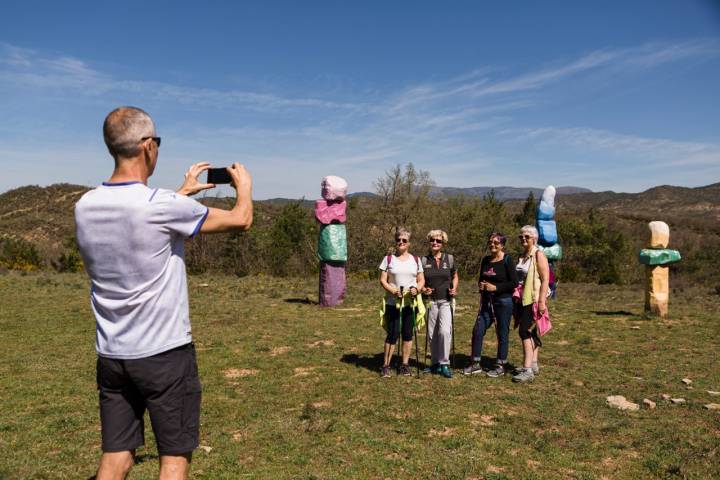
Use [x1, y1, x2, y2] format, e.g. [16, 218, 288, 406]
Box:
[395, 227, 411, 241]
[103, 106, 156, 159]
[520, 225, 539, 241]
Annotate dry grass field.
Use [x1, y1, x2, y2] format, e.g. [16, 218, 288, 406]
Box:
[1, 272, 718, 479]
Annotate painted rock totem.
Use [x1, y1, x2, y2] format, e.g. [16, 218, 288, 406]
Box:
[315, 176, 348, 307]
[638, 221, 681, 317]
[536, 185, 561, 297]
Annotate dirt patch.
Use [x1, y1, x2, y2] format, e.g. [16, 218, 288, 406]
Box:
[428, 426, 456, 437]
[224, 368, 258, 378]
[312, 400, 332, 408]
[469, 413, 496, 427]
[293, 366, 317, 377]
[309, 339, 336, 347]
[270, 346, 291, 356]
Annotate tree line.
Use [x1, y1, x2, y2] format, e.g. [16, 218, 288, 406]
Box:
[2, 163, 709, 288]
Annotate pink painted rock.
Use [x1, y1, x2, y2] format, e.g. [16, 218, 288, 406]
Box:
[314, 199, 347, 224]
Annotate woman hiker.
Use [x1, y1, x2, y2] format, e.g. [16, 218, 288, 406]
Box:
[379, 228, 425, 378]
[420, 229, 458, 379]
[512, 225, 550, 383]
[463, 232, 518, 377]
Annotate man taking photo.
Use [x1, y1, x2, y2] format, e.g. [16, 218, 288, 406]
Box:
[75, 106, 253, 479]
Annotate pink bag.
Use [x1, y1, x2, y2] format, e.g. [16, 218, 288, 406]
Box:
[532, 302, 552, 336]
[314, 199, 347, 224]
[321, 176, 348, 201]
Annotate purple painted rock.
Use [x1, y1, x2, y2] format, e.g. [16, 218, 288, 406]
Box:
[319, 261, 346, 307]
[314, 199, 347, 224]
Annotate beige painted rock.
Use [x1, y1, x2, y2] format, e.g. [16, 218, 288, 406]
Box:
[670, 398, 686, 404]
[661, 393, 671, 400]
[648, 221, 670, 248]
[645, 266, 669, 317]
[682, 378, 692, 385]
[643, 398, 656, 409]
[708, 391, 720, 396]
[704, 403, 720, 410]
[607, 395, 639, 411]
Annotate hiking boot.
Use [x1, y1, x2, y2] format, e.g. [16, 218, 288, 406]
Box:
[463, 362, 484, 376]
[439, 364, 453, 378]
[531, 362, 540, 376]
[381, 365, 391, 378]
[423, 363, 440, 374]
[485, 364, 505, 378]
[399, 364, 412, 376]
[512, 368, 535, 383]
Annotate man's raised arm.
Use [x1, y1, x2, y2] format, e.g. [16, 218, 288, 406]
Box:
[200, 163, 253, 233]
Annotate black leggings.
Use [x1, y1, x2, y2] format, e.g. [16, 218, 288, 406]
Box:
[518, 304, 542, 347]
[385, 306, 414, 344]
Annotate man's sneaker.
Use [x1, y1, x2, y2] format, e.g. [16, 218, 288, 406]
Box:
[512, 367, 535, 383]
[399, 364, 412, 376]
[381, 365, 391, 378]
[439, 364, 453, 378]
[463, 362, 484, 376]
[423, 363, 440, 374]
[531, 362, 540, 376]
[486, 364, 505, 378]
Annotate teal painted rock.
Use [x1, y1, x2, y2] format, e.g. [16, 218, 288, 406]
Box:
[317, 224, 348, 262]
[638, 249, 681, 266]
[539, 243, 562, 260]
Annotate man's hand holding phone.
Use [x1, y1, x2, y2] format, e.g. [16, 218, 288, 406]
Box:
[177, 162, 214, 196]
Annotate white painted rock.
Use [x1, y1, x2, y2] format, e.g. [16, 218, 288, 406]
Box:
[681, 378, 692, 385]
[541, 185, 556, 207]
[648, 221, 670, 248]
[704, 403, 720, 410]
[670, 398, 686, 404]
[607, 395, 639, 411]
[661, 394, 671, 401]
[643, 398, 656, 409]
[707, 391, 720, 396]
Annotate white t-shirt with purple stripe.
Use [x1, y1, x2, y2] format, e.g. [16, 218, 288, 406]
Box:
[75, 181, 208, 359]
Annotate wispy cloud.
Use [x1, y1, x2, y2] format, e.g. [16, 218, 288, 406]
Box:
[0, 39, 718, 196]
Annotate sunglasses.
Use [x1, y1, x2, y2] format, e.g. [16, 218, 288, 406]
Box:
[396, 238, 409, 244]
[429, 238, 443, 244]
[518, 235, 532, 240]
[488, 240, 502, 246]
[141, 136, 162, 147]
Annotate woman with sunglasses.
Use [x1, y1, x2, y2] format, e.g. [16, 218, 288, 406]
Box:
[512, 225, 550, 383]
[379, 228, 425, 377]
[463, 232, 518, 377]
[420, 230, 458, 378]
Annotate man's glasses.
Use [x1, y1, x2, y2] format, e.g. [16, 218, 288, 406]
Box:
[141, 136, 162, 147]
[429, 238, 443, 244]
[518, 235, 532, 240]
[396, 238, 409, 244]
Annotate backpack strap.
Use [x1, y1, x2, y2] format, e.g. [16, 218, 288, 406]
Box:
[414, 255, 420, 272]
[386, 254, 392, 270]
[446, 253, 454, 271]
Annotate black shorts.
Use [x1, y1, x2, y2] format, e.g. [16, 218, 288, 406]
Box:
[97, 343, 201, 456]
[517, 304, 542, 347]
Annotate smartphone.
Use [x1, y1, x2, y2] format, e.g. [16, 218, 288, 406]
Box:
[207, 167, 232, 184]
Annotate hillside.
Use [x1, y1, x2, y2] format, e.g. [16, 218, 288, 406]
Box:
[1, 182, 719, 276]
[430, 185, 592, 200]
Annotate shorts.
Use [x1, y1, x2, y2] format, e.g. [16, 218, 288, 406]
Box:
[517, 304, 542, 348]
[96, 343, 201, 455]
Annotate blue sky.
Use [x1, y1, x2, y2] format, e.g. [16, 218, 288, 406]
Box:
[1, 1, 719, 199]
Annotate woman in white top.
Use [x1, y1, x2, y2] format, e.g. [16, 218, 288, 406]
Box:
[513, 225, 550, 383]
[379, 228, 425, 377]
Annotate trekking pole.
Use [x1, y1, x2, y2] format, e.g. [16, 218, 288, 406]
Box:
[397, 286, 404, 370]
[423, 293, 429, 370]
[412, 290, 420, 377]
[449, 288, 456, 370]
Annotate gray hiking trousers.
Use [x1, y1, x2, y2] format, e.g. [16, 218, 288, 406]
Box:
[427, 299, 453, 365]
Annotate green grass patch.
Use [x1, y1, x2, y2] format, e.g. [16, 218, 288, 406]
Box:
[0, 273, 718, 479]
